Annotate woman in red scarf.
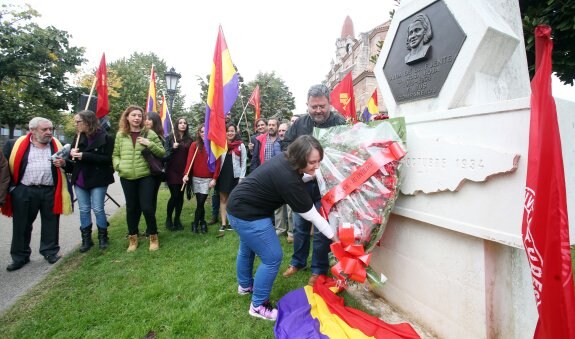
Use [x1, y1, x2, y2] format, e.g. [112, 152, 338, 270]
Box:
[216, 123, 246, 235]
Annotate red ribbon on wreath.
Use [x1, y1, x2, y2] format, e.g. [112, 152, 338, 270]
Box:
[320, 141, 406, 219]
[330, 227, 372, 284]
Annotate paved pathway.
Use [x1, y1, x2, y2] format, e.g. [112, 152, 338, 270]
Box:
[0, 174, 125, 314]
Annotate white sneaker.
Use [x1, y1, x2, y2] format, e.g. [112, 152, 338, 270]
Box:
[249, 301, 278, 321]
[237, 285, 253, 295]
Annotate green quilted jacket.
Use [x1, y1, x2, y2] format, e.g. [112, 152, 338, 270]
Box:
[112, 129, 166, 180]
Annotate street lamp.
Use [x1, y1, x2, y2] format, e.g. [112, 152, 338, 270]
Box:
[164, 67, 181, 113]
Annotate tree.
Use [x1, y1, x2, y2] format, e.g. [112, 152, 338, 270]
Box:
[74, 52, 187, 134]
[520, 0, 575, 85]
[0, 4, 85, 138]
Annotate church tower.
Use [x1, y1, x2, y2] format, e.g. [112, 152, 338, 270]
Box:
[335, 16, 356, 64]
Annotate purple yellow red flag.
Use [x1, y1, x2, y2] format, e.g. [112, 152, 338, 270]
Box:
[204, 25, 239, 172]
[95, 53, 109, 118]
[248, 85, 261, 129]
[159, 94, 171, 137]
[362, 89, 378, 122]
[522, 25, 575, 339]
[146, 65, 158, 113]
[275, 276, 420, 338]
[330, 71, 356, 122]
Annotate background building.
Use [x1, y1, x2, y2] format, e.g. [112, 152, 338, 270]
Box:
[326, 16, 390, 117]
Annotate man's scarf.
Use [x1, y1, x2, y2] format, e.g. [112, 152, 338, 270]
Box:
[1, 133, 72, 217]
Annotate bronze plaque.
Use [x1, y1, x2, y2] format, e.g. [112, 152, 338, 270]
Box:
[383, 0, 466, 103]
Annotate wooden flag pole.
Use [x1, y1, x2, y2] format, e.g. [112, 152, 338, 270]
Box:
[162, 91, 177, 144]
[237, 94, 252, 143]
[181, 146, 199, 191]
[73, 76, 98, 159]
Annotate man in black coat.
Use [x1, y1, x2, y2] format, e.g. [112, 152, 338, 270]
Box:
[280, 84, 346, 286]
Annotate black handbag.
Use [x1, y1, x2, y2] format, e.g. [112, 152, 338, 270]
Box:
[141, 147, 164, 176]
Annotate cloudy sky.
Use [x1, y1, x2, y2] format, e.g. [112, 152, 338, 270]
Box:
[16, 0, 397, 112]
[9, 0, 574, 112]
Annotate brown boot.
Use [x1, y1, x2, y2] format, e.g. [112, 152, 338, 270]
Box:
[127, 234, 138, 252]
[149, 234, 159, 251]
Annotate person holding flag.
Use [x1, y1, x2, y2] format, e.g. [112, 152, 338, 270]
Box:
[67, 110, 115, 252]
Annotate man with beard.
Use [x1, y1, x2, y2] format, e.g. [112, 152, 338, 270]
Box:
[280, 84, 346, 286]
[2, 117, 72, 271]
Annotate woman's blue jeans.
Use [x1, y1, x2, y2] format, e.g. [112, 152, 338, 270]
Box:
[74, 185, 108, 229]
[228, 213, 283, 307]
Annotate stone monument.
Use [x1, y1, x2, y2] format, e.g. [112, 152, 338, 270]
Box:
[373, 0, 575, 337]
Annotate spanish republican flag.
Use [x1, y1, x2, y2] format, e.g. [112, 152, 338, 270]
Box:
[330, 71, 356, 122]
[204, 25, 239, 172]
[146, 65, 158, 113]
[362, 89, 379, 122]
[159, 94, 171, 137]
[522, 25, 575, 339]
[95, 53, 109, 118]
[275, 276, 420, 338]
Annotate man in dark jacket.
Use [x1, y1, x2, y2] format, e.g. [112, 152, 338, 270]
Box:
[280, 84, 346, 286]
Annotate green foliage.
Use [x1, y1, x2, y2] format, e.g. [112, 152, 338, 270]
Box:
[193, 70, 296, 142]
[0, 4, 85, 137]
[520, 0, 575, 85]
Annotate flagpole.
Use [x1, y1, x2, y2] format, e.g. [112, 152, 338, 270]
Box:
[84, 77, 97, 110]
[181, 147, 199, 191]
[162, 91, 177, 144]
[237, 94, 251, 143]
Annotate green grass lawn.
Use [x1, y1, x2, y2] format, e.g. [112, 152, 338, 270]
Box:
[0, 187, 367, 338]
[1, 186, 574, 338]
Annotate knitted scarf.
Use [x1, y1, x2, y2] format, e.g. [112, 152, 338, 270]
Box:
[0, 134, 73, 217]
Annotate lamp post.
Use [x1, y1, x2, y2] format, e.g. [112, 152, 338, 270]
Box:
[164, 67, 181, 114]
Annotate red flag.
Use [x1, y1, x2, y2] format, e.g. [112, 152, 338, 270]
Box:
[95, 53, 109, 118]
[522, 25, 575, 339]
[330, 71, 356, 122]
[248, 85, 261, 128]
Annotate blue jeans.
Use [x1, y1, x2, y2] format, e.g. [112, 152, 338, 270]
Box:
[74, 185, 108, 229]
[290, 201, 331, 275]
[228, 213, 283, 307]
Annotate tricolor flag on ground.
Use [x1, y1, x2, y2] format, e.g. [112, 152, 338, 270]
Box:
[146, 65, 158, 113]
[248, 85, 261, 129]
[204, 25, 239, 171]
[159, 94, 171, 137]
[522, 25, 575, 339]
[330, 71, 356, 123]
[275, 276, 420, 338]
[95, 53, 109, 118]
[362, 89, 378, 122]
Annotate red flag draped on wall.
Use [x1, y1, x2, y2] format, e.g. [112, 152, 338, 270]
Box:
[248, 85, 261, 128]
[522, 25, 575, 339]
[330, 71, 356, 122]
[95, 53, 109, 118]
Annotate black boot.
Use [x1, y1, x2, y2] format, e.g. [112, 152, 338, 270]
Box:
[191, 221, 199, 233]
[174, 217, 183, 231]
[200, 220, 208, 234]
[165, 216, 174, 231]
[79, 226, 94, 253]
[97, 228, 109, 250]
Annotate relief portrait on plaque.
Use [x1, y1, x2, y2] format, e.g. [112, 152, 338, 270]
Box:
[404, 14, 433, 65]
